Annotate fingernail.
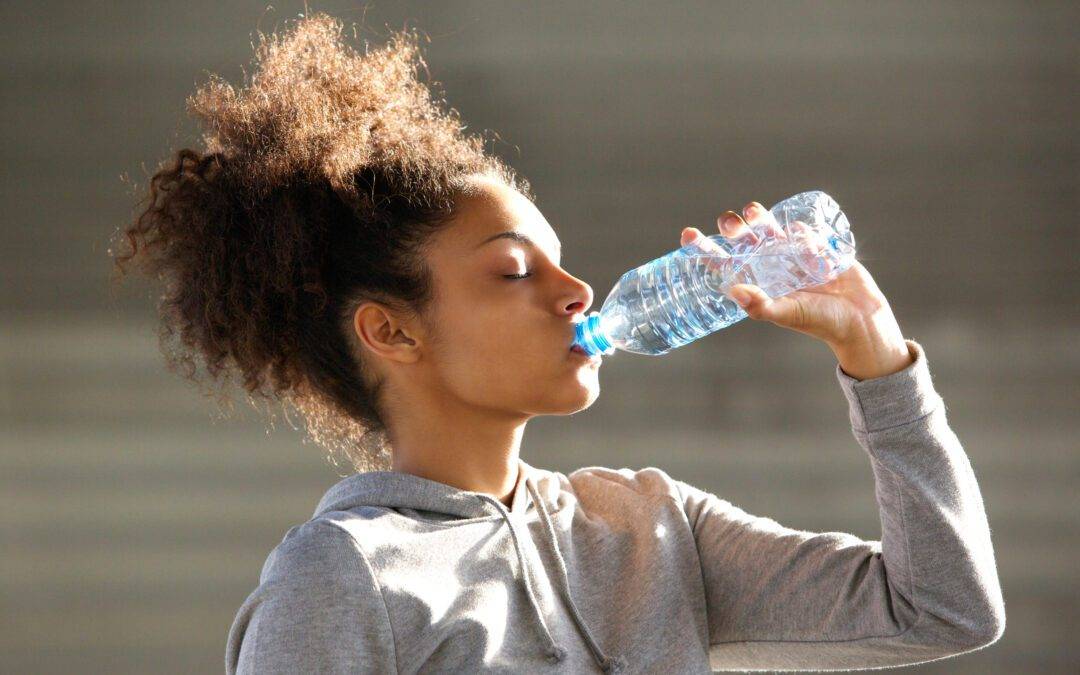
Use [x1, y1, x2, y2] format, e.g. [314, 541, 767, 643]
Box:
[731, 289, 750, 306]
[723, 214, 741, 229]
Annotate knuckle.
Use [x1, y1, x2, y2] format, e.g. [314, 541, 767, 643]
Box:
[793, 301, 810, 329]
[720, 210, 742, 226]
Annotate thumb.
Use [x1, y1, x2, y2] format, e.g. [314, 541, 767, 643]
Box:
[727, 283, 784, 322]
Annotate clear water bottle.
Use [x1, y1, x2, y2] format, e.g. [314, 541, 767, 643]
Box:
[572, 190, 856, 356]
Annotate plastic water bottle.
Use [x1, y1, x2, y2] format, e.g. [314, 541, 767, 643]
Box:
[571, 190, 856, 356]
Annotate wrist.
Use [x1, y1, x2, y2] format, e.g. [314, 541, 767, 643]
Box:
[829, 317, 912, 381]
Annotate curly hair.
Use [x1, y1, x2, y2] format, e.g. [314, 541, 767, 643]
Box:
[107, 12, 532, 473]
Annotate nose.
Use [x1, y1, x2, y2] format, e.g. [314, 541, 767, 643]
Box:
[560, 274, 594, 317]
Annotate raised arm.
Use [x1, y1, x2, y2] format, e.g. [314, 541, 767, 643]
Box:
[677, 339, 1005, 671]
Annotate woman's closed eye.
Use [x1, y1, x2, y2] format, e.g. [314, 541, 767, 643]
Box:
[504, 272, 532, 280]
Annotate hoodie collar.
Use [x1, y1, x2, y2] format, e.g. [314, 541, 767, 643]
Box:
[313, 457, 552, 520]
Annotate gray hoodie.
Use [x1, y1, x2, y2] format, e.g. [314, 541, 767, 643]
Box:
[225, 339, 1005, 673]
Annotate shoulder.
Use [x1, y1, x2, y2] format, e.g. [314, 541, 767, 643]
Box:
[565, 465, 685, 504]
[258, 517, 373, 588]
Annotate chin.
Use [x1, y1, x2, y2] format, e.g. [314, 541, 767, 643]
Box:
[557, 373, 601, 413]
[521, 377, 598, 417]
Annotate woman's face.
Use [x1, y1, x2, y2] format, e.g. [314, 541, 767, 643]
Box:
[416, 175, 601, 419]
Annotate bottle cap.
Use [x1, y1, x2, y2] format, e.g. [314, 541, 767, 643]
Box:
[572, 312, 614, 356]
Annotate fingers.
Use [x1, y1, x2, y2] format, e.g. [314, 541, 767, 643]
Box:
[718, 210, 759, 245]
[710, 199, 798, 253]
[718, 200, 786, 243]
[743, 201, 786, 240]
[680, 226, 704, 248]
[681, 226, 728, 254]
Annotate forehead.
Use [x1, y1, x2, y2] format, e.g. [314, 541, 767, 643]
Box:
[434, 177, 560, 257]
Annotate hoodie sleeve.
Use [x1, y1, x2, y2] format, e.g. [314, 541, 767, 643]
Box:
[676, 338, 1006, 672]
[225, 520, 398, 674]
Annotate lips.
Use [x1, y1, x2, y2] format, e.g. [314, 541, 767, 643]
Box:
[569, 319, 601, 362]
[569, 343, 601, 363]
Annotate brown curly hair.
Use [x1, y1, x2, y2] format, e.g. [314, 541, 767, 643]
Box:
[107, 12, 532, 473]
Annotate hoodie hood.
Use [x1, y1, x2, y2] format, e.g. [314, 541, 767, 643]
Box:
[313, 457, 555, 520]
[312, 458, 626, 673]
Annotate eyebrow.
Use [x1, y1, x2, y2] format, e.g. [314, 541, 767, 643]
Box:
[475, 231, 563, 258]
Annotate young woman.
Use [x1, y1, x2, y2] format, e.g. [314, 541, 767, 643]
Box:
[110, 14, 1005, 674]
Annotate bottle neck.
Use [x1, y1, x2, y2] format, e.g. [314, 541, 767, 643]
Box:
[573, 312, 613, 356]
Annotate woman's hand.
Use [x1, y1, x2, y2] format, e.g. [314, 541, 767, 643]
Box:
[680, 200, 914, 380]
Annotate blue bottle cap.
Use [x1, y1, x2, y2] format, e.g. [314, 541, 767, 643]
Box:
[572, 312, 614, 356]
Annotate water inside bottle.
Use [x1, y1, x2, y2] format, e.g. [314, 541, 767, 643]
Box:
[572, 190, 856, 357]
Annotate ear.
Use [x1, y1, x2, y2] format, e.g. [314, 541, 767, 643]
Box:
[353, 301, 422, 365]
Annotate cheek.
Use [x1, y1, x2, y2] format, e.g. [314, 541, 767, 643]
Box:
[430, 307, 555, 400]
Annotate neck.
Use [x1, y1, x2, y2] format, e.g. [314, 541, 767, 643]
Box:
[386, 394, 528, 508]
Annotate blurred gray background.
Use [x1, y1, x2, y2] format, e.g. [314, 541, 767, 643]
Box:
[2, 1, 1077, 673]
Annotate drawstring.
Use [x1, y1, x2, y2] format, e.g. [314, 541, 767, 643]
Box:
[526, 478, 626, 674]
[474, 492, 565, 664]
[475, 479, 626, 673]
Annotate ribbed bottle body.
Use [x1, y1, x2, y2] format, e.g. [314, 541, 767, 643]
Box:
[573, 191, 855, 356]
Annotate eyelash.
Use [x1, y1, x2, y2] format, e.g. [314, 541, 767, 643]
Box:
[503, 272, 532, 280]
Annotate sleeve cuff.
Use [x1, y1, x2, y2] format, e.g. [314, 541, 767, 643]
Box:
[834, 338, 944, 434]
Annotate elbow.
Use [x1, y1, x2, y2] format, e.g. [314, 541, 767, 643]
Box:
[972, 607, 1006, 648]
[976, 586, 1008, 647]
[957, 599, 1006, 650]
[922, 594, 1006, 652]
